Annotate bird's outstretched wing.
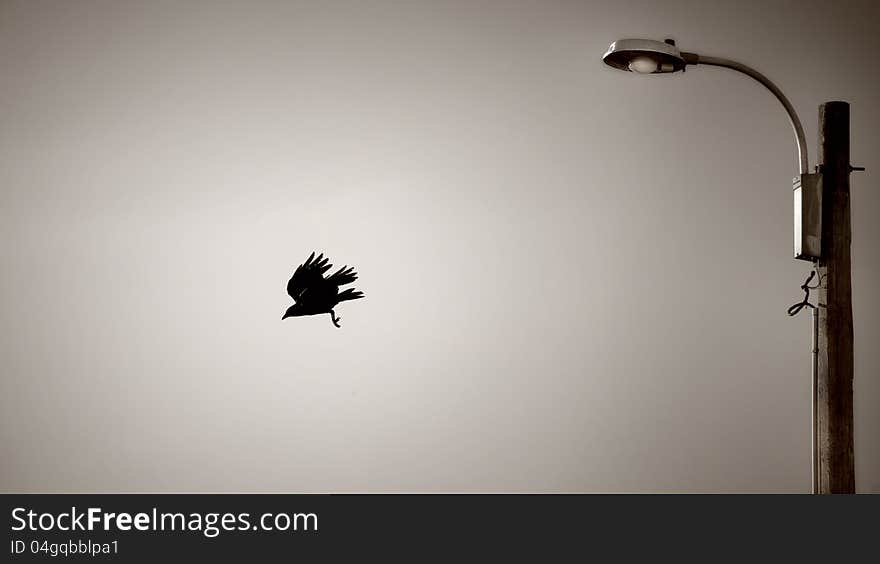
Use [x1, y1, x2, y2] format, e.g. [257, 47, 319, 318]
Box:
[287, 251, 332, 302]
[325, 265, 358, 288]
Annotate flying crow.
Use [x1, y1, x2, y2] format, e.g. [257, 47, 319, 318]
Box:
[282, 252, 364, 328]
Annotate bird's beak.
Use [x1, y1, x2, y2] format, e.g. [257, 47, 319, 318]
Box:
[282, 312, 290, 320]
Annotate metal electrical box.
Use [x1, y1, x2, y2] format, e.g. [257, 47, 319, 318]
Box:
[793, 172, 822, 260]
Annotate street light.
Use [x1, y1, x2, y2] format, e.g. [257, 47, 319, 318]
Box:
[602, 39, 823, 260]
[603, 38, 809, 175]
[602, 38, 842, 494]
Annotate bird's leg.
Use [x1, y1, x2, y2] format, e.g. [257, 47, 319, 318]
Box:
[330, 310, 341, 328]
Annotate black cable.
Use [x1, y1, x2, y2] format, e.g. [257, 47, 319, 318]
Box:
[788, 268, 821, 317]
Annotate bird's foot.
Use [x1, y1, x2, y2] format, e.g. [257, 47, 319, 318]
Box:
[330, 311, 341, 328]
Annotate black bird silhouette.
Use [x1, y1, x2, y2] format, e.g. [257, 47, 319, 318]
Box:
[282, 252, 364, 328]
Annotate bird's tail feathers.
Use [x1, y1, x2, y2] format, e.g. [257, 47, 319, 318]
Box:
[337, 288, 364, 302]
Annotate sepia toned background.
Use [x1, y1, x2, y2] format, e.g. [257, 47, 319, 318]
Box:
[1, 0, 878, 492]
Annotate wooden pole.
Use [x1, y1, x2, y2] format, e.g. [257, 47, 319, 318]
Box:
[816, 101, 855, 493]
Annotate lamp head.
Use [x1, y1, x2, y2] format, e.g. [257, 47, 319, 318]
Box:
[602, 38, 689, 74]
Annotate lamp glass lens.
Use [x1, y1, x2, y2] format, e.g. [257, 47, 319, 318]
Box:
[628, 56, 658, 74]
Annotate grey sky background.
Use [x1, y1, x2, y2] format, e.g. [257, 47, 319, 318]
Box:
[1, 0, 877, 492]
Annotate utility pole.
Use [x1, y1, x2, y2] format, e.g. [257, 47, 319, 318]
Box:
[602, 40, 860, 493]
[816, 101, 855, 493]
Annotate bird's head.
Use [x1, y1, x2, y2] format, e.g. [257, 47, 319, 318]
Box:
[282, 303, 303, 320]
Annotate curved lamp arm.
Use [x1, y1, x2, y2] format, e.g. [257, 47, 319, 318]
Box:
[684, 53, 809, 174]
